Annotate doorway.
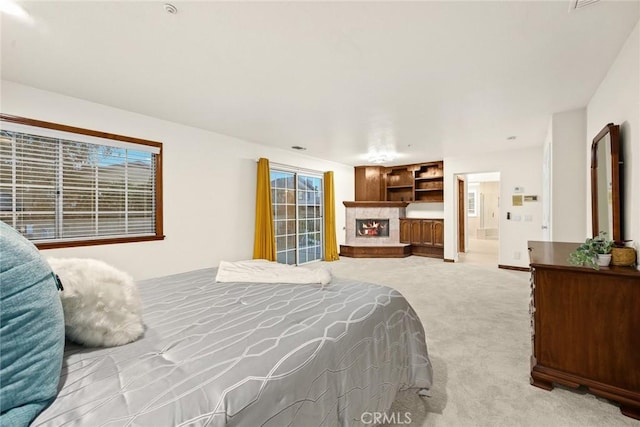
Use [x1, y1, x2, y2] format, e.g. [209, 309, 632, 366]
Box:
[457, 172, 500, 266]
[270, 169, 324, 265]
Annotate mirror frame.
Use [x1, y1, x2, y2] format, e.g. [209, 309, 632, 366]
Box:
[591, 123, 621, 241]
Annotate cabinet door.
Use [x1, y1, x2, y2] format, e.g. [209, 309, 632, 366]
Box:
[399, 219, 411, 243]
[432, 219, 444, 247]
[410, 220, 422, 245]
[420, 220, 434, 245]
[355, 166, 384, 201]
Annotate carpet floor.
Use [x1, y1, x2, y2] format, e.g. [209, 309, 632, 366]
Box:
[321, 256, 637, 427]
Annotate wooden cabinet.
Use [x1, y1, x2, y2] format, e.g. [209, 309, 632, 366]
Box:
[354, 161, 444, 203]
[411, 219, 433, 245]
[429, 219, 444, 247]
[352, 162, 445, 260]
[354, 166, 385, 201]
[400, 219, 418, 244]
[409, 219, 423, 244]
[399, 218, 411, 243]
[528, 241, 640, 420]
[399, 218, 444, 258]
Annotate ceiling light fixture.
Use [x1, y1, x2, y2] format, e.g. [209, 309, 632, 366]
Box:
[366, 117, 397, 164]
[367, 150, 397, 164]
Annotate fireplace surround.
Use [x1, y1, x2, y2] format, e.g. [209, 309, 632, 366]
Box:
[341, 201, 410, 257]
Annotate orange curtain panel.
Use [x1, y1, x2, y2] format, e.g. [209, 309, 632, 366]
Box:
[253, 158, 276, 261]
[323, 171, 339, 261]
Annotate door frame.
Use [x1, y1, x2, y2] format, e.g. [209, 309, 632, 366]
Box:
[457, 176, 466, 253]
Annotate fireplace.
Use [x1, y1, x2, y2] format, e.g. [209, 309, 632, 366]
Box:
[343, 201, 406, 245]
[356, 219, 390, 237]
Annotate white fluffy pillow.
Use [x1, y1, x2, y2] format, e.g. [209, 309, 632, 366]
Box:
[47, 258, 144, 347]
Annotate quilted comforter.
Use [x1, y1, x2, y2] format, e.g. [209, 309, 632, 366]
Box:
[33, 267, 432, 426]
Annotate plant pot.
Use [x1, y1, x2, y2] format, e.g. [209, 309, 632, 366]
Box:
[611, 247, 636, 266]
[596, 253, 611, 267]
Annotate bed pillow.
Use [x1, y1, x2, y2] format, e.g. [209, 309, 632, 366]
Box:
[47, 258, 144, 347]
[0, 221, 65, 426]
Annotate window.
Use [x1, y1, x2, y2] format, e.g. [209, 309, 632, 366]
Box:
[0, 115, 163, 248]
[468, 185, 478, 217]
[270, 168, 323, 265]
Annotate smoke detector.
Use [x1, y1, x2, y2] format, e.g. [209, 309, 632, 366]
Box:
[164, 3, 178, 14]
[569, 0, 600, 11]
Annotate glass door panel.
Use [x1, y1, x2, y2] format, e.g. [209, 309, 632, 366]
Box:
[271, 171, 296, 265]
[270, 170, 323, 265]
[296, 175, 323, 264]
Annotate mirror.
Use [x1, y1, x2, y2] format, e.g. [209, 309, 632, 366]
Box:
[591, 123, 621, 241]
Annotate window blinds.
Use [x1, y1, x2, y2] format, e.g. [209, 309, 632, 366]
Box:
[0, 128, 156, 242]
[1, 121, 160, 154]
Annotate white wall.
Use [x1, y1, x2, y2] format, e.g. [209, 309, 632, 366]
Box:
[467, 181, 500, 238]
[549, 108, 587, 242]
[405, 203, 444, 219]
[587, 19, 639, 248]
[1, 81, 354, 280]
[444, 146, 544, 268]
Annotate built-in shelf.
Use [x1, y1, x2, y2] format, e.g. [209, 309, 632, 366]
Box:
[414, 162, 443, 202]
[348, 162, 444, 259]
[354, 160, 444, 204]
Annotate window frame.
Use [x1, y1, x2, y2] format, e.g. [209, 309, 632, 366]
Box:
[468, 185, 479, 218]
[0, 114, 164, 249]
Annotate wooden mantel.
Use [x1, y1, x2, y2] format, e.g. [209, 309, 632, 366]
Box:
[343, 201, 410, 208]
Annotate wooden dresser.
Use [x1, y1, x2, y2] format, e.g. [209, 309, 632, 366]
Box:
[528, 241, 640, 419]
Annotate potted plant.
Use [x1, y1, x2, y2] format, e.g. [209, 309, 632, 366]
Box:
[568, 231, 614, 270]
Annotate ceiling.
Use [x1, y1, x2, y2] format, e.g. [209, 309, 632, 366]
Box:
[2, 1, 639, 166]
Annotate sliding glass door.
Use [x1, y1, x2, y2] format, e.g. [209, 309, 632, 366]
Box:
[270, 169, 323, 265]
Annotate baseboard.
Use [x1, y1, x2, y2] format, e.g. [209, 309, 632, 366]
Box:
[498, 264, 530, 272]
[443, 258, 455, 263]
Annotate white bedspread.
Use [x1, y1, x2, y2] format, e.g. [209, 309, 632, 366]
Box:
[215, 259, 332, 284]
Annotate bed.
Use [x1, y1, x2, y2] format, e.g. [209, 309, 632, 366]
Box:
[33, 267, 432, 426]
